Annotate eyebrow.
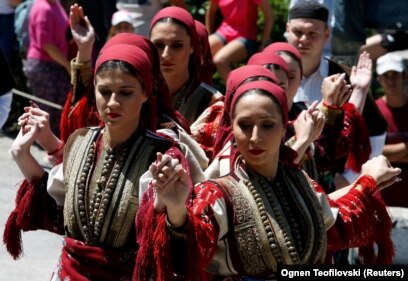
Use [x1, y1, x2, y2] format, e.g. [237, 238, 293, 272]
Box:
[152, 38, 185, 43]
[237, 115, 275, 120]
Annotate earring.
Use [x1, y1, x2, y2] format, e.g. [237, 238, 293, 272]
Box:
[231, 137, 237, 147]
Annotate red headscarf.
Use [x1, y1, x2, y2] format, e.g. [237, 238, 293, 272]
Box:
[95, 33, 190, 132]
[230, 80, 288, 125]
[194, 20, 214, 85]
[212, 65, 280, 158]
[96, 44, 153, 97]
[150, 7, 201, 83]
[100, 34, 161, 73]
[247, 52, 290, 75]
[263, 42, 303, 76]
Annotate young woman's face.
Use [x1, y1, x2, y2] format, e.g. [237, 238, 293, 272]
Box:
[267, 65, 289, 94]
[150, 21, 193, 78]
[232, 92, 286, 176]
[95, 69, 147, 132]
[279, 53, 302, 108]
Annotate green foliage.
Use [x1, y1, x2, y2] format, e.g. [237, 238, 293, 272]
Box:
[267, 0, 290, 42]
[185, 0, 208, 23]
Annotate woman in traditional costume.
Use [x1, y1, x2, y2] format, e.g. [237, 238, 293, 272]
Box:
[205, 65, 280, 178]
[4, 30, 189, 280]
[138, 76, 401, 280]
[149, 6, 222, 126]
[60, 4, 190, 142]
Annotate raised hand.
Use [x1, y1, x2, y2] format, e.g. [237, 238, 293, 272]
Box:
[293, 101, 325, 144]
[291, 101, 326, 163]
[12, 117, 41, 154]
[293, 106, 315, 145]
[361, 155, 401, 191]
[17, 102, 61, 155]
[150, 152, 189, 226]
[348, 51, 373, 113]
[350, 51, 372, 93]
[321, 73, 352, 107]
[308, 102, 325, 142]
[18, 102, 53, 140]
[70, 4, 95, 62]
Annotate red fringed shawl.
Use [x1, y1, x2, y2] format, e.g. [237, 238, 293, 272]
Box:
[134, 146, 212, 281]
[326, 175, 395, 264]
[191, 98, 224, 159]
[59, 86, 100, 142]
[3, 174, 64, 259]
[58, 237, 136, 281]
[342, 103, 371, 173]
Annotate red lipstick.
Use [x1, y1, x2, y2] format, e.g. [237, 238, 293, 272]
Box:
[162, 62, 174, 67]
[106, 113, 121, 118]
[249, 148, 265, 155]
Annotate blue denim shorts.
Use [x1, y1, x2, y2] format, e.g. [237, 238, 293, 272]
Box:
[214, 32, 259, 55]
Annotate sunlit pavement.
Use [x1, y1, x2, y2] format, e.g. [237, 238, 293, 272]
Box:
[0, 133, 61, 281]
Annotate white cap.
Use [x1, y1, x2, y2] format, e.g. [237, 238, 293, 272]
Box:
[111, 10, 133, 26]
[376, 53, 405, 75]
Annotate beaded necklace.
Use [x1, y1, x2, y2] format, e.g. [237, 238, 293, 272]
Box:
[244, 163, 326, 264]
[77, 132, 128, 245]
[241, 162, 322, 265]
[243, 177, 300, 264]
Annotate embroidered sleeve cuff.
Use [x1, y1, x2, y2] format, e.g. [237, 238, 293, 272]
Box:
[320, 105, 344, 129]
[354, 175, 377, 194]
[70, 58, 93, 87]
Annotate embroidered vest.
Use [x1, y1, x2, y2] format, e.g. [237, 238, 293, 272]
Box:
[63, 127, 171, 247]
[212, 164, 327, 277]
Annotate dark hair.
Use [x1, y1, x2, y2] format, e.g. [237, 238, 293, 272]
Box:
[150, 17, 200, 84]
[232, 89, 285, 125]
[275, 51, 303, 76]
[264, 64, 289, 78]
[95, 60, 145, 91]
[243, 75, 276, 84]
[151, 17, 191, 37]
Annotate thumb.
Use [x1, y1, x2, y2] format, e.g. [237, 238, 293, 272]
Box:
[28, 121, 40, 137]
[334, 73, 346, 85]
[177, 165, 189, 185]
[84, 16, 94, 32]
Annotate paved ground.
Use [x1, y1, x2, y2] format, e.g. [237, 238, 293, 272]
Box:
[0, 132, 61, 281]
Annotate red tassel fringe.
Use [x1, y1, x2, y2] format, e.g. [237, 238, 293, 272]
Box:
[134, 188, 157, 281]
[3, 174, 63, 260]
[329, 175, 395, 264]
[358, 193, 395, 264]
[3, 210, 23, 260]
[3, 179, 33, 260]
[60, 90, 99, 142]
[343, 103, 371, 172]
[153, 214, 173, 281]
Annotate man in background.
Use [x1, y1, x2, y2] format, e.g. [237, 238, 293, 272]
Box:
[375, 53, 408, 207]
